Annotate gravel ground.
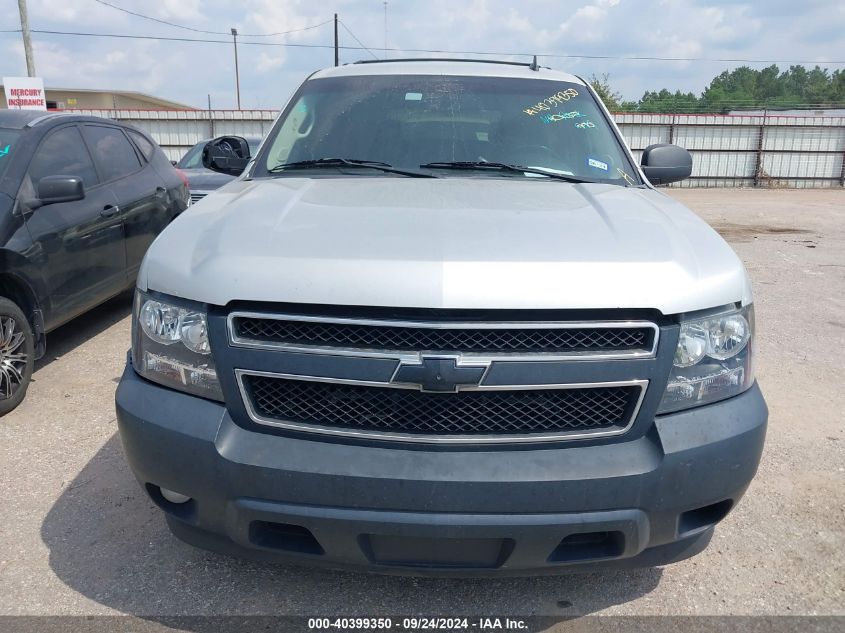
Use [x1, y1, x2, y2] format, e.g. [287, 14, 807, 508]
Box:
[0, 189, 842, 620]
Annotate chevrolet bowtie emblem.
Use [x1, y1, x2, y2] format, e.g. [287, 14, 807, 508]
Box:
[391, 356, 487, 393]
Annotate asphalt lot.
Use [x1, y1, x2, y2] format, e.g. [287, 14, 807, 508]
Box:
[0, 189, 842, 619]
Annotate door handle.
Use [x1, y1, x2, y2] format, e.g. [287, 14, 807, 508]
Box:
[100, 204, 120, 218]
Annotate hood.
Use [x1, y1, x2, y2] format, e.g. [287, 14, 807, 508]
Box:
[180, 168, 235, 192]
[139, 177, 752, 314]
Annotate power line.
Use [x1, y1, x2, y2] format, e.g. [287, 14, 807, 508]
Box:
[550, 54, 845, 65]
[92, 0, 228, 35]
[20, 29, 337, 48]
[91, 0, 332, 37]
[4, 25, 840, 111]
[3, 28, 845, 65]
[338, 20, 378, 60]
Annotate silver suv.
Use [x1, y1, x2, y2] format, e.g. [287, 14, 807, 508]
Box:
[116, 59, 767, 574]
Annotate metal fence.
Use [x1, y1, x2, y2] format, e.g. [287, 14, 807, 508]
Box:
[72, 109, 279, 163]
[73, 109, 845, 188]
[616, 113, 845, 188]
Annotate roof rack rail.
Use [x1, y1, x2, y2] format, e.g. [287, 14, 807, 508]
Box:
[351, 57, 539, 68]
[24, 112, 73, 128]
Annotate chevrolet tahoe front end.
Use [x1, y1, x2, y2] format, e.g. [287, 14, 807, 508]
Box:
[115, 60, 767, 574]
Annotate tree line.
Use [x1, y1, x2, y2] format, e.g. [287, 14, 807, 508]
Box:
[590, 65, 845, 113]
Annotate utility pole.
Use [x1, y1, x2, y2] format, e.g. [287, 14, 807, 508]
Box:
[383, 1, 388, 58]
[17, 0, 36, 76]
[333, 14, 339, 66]
[231, 27, 241, 109]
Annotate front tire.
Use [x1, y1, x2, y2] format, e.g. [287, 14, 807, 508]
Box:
[0, 297, 35, 416]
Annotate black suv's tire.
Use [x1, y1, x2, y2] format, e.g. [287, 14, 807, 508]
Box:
[0, 297, 35, 416]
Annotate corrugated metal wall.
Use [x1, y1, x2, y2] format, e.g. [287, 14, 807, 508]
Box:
[73, 109, 279, 162]
[76, 109, 845, 188]
[615, 113, 845, 188]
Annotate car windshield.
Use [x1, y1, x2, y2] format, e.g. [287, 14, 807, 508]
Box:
[179, 138, 260, 169]
[0, 128, 21, 180]
[258, 74, 639, 185]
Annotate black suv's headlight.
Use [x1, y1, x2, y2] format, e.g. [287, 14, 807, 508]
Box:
[658, 304, 755, 414]
[131, 290, 223, 401]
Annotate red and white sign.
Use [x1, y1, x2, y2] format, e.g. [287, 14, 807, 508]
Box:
[3, 76, 47, 110]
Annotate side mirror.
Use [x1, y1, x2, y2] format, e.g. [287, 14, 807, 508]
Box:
[640, 143, 693, 185]
[35, 175, 85, 207]
[201, 135, 251, 176]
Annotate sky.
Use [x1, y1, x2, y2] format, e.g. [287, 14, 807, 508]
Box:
[1, 0, 844, 109]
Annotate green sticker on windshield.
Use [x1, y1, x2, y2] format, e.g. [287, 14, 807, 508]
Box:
[0, 144, 9, 158]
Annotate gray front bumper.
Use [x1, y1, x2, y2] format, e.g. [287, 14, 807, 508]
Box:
[116, 362, 767, 575]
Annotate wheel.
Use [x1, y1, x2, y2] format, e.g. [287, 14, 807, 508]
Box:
[0, 297, 35, 416]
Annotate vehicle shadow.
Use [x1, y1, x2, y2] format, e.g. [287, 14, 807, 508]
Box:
[41, 434, 662, 623]
[34, 290, 133, 373]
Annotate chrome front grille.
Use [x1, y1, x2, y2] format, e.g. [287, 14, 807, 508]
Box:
[230, 313, 658, 359]
[227, 310, 657, 444]
[189, 192, 208, 203]
[237, 373, 647, 443]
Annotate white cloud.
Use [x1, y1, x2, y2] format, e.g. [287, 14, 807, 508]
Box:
[26, 0, 129, 27]
[504, 8, 533, 34]
[157, 0, 204, 21]
[557, 0, 621, 44]
[21, 38, 165, 93]
[242, 0, 335, 39]
[255, 51, 286, 73]
[0, 0, 841, 108]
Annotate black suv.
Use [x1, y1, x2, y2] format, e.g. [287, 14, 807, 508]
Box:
[0, 111, 188, 414]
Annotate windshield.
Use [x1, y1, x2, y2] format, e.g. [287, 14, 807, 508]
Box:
[0, 129, 21, 180]
[258, 74, 639, 185]
[179, 138, 260, 169]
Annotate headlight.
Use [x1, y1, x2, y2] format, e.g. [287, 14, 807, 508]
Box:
[131, 290, 223, 401]
[659, 305, 755, 414]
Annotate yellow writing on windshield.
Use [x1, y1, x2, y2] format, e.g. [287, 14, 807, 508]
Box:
[523, 88, 579, 116]
[617, 168, 637, 186]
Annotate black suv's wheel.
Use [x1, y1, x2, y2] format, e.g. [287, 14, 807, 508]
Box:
[0, 297, 35, 416]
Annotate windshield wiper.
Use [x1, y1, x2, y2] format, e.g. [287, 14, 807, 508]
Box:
[269, 158, 436, 178]
[420, 161, 596, 183]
